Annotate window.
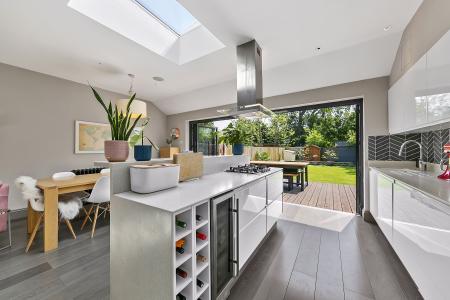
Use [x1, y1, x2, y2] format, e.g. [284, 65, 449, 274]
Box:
[134, 0, 200, 35]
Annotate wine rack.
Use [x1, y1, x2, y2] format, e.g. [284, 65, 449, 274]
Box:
[174, 201, 210, 300]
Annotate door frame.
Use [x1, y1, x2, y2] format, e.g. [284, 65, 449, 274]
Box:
[274, 98, 364, 215]
[188, 98, 364, 215]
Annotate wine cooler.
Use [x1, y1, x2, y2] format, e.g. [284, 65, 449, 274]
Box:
[210, 191, 239, 300]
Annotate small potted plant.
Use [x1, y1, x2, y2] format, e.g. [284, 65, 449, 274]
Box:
[220, 121, 251, 155]
[90, 86, 142, 162]
[129, 120, 160, 161]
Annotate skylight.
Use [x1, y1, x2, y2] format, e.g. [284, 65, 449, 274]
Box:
[134, 0, 200, 36]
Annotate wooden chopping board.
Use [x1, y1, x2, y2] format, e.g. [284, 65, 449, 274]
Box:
[173, 152, 203, 181]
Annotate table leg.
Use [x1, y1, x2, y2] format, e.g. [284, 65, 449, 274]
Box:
[305, 166, 309, 186]
[43, 187, 58, 252]
[27, 202, 40, 234]
[301, 171, 305, 192]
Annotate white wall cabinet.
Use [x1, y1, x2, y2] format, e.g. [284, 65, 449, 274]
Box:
[388, 29, 450, 134]
[370, 169, 450, 300]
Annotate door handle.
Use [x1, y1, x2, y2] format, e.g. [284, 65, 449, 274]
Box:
[232, 197, 239, 276]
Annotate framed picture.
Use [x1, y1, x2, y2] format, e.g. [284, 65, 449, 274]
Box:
[75, 121, 111, 154]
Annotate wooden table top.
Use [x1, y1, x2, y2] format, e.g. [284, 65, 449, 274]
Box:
[250, 160, 310, 168]
[37, 173, 101, 189]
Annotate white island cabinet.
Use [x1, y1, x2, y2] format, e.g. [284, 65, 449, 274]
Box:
[370, 168, 450, 300]
[111, 168, 283, 300]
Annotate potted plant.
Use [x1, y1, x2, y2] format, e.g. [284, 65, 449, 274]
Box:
[220, 121, 251, 155]
[129, 120, 160, 161]
[90, 86, 142, 162]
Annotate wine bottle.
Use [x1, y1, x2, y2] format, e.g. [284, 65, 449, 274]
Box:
[176, 293, 186, 300]
[176, 220, 187, 229]
[176, 268, 188, 278]
[196, 254, 207, 262]
[196, 214, 202, 222]
[176, 239, 185, 248]
[197, 278, 204, 288]
[176, 247, 185, 254]
[196, 232, 207, 241]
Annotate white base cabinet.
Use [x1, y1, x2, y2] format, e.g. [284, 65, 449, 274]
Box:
[393, 183, 450, 300]
[370, 169, 450, 300]
[237, 172, 283, 271]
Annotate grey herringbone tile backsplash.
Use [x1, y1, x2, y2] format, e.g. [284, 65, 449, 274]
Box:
[368, 129, 450, 163]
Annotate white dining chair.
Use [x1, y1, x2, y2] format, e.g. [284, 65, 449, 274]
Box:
[15, 176, 82, 252]
[80, 175, 110, 238]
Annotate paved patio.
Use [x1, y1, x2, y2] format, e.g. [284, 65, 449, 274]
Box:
[283, 182, 356, 214]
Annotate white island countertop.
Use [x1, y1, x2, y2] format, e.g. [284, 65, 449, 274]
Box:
[115, 168, 282, 213]
[371, 167, 450, 207]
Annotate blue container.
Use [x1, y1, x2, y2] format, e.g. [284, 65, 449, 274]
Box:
[232, 143, 244, 155]
[134, 145, 152, 161]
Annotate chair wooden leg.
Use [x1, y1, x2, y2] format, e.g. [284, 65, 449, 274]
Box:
[64, 219, 77, 240]
[25, 213, 43, 253]
[81, 204, 94, 231]
[91, 204, 100, 238]
[82, 207, 92, 223]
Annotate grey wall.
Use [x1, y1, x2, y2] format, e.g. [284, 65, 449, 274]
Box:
[390, 0, 450, 86]
[0, 63, 167, 210]
[167, 76, 390, 215]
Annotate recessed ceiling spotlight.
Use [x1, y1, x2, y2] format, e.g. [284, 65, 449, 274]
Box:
[315, 47, 321, 52]
[152, 76, 164, 82]
[384, 25, 392, 32]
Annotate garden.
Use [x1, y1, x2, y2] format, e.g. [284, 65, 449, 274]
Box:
[199, 106, 357, 186]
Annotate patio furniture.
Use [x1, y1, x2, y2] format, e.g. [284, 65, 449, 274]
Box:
[250, 160, 309, 190]
[283, 169, 305, 191]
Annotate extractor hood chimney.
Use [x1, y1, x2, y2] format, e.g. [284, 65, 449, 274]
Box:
[217, 40, 274, 118]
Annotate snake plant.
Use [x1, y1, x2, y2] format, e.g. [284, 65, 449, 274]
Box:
[90, 86, 142, 141]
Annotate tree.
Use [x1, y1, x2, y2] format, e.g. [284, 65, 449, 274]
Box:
[346, 129, 356, 145]
[265, 114, 295, 146]
[305, 129, 330, 147]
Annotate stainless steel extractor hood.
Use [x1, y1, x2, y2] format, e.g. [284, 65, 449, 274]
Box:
[218, 40, 274, 118]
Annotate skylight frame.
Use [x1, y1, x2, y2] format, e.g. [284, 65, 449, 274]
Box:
[131, 0, 200, 37]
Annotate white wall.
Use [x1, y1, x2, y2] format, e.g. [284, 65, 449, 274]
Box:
[0, 62, 167, 210]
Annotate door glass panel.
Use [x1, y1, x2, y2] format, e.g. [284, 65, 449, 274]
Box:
[197, 124, 218, 155]
[215, 198, 232, 294]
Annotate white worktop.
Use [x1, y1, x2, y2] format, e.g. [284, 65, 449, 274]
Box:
[371, 167, 450, 206]
[115, 168, 282, 213]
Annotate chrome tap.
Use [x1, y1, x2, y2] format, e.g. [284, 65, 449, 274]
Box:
[399, 140, 427, 171]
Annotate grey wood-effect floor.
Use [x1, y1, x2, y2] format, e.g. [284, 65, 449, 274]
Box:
[0, 215, 422, 300]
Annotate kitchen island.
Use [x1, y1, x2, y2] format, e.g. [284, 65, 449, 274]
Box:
[110, 167, 283, 300]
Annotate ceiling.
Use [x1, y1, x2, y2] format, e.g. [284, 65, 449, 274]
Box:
[0, 0, 422, 115]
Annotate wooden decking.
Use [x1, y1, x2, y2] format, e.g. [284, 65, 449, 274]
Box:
[283, 182, 356, 213]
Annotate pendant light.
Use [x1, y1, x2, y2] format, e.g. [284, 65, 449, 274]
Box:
[116, 74, 147, 119]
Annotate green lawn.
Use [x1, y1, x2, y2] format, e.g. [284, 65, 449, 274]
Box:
[308, 165, 356, 185]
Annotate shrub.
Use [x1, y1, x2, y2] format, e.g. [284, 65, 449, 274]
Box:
[255, 151, 270, 161]
[322, 149, 338, 162]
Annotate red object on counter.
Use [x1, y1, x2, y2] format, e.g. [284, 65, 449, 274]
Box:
[438, 165, 450, 180]
[438, 143, 450, 180]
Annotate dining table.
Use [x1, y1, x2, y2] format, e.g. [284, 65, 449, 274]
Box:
[28, 173, 102, 252]
[250, 160, 310, 190]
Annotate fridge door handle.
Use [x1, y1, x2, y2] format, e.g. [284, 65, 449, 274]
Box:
[232, 197, 239, 276]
